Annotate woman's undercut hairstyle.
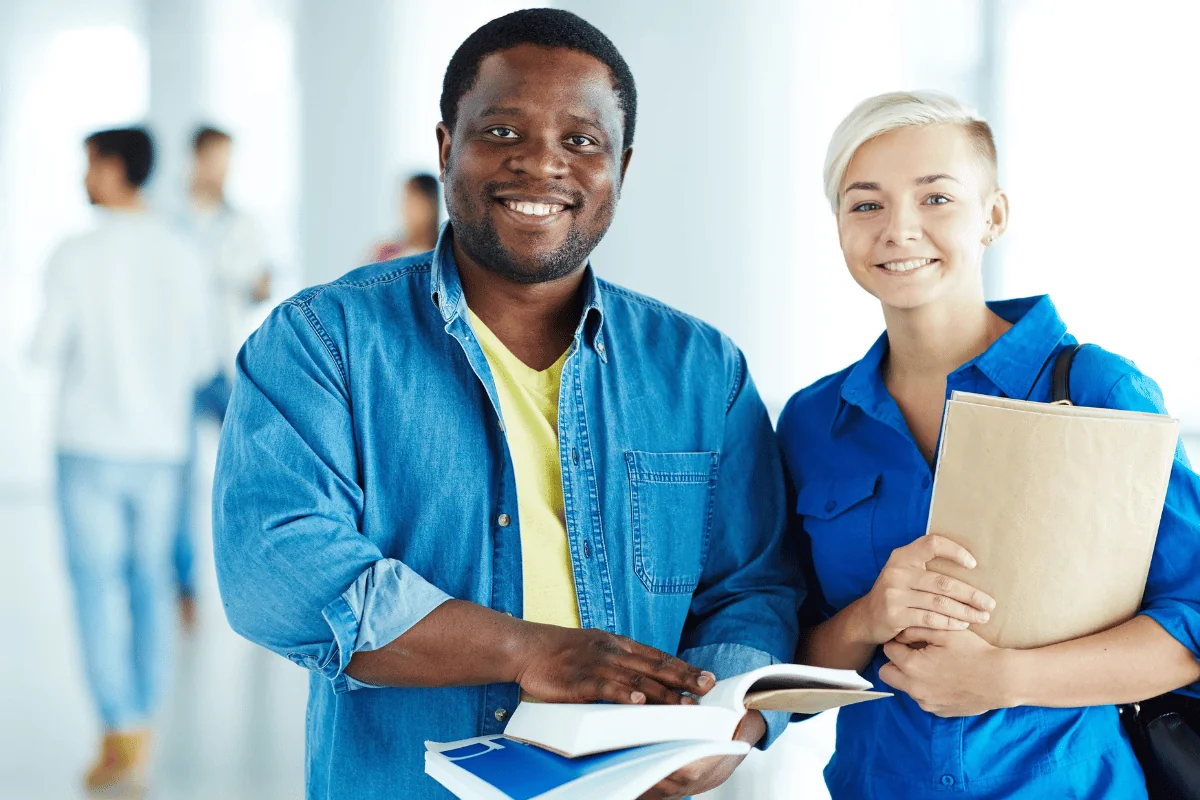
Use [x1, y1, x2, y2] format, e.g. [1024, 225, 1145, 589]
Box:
[823, 90, 997, 213]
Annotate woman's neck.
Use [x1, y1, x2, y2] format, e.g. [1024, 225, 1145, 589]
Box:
[882, 291, 1012, 384]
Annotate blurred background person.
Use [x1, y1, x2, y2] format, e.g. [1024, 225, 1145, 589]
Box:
[173, 125, 272, 628]
[28, 126, 217, 795]
[369, 172, 440, 262]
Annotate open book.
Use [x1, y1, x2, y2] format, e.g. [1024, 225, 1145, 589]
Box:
[927, 391, 1179, 649]
[425, 664, 888, 799]
[502, 663, 888, 757]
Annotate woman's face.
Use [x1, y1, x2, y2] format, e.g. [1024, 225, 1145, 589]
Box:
[836, 123, 1006, 311]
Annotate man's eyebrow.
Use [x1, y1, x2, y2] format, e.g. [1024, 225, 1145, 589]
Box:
[566, 112, 604, 129]
[478, 106, 524, 117]
[845, 181, 880, 193]
[916, 174, 958, 185]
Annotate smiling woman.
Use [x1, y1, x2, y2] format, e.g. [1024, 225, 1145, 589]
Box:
[779, 90, 1200, 800]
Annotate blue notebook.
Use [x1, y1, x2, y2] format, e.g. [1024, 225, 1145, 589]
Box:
[424, 735, 748, 800]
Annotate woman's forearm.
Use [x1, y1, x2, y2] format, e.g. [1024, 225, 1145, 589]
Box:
[799, 597, 879, 673]
[1003, 614, 1200, 708]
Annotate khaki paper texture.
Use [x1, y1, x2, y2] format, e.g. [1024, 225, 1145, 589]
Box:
[745, 688, 891, 715]
[927, 394, 1178, 649]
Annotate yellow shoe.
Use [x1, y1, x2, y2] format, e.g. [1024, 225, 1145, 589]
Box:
[84, 729, 150, 795]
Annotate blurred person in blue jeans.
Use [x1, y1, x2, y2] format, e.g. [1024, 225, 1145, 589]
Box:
[30, 127, 217, 794]
[173, 125, 272, 629]
[213, 9, 798, 800]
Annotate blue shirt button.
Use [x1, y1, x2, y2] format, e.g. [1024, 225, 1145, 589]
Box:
[824, 499, 837, 513]
[922, 475, 931, 489]
[941, 774, 955, 787]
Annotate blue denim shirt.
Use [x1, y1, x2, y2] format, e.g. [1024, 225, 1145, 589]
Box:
[213, 227, 800, 800]
[778, 295, 1200, 799]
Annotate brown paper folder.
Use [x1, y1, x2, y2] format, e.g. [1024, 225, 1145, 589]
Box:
[926, 391, 1179, 649]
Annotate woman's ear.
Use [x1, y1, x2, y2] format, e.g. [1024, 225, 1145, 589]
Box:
[983, 188, 1010, 246]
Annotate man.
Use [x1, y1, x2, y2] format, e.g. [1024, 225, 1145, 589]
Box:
[31, 127, 216, 793]
[174, 125, 272, 627]
[213, 10, 799, 800]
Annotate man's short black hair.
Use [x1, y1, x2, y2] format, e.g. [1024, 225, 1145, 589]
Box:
[440, 8, 637, 151]
[192, 125, 232, 153]
[85, 127, 155, 189]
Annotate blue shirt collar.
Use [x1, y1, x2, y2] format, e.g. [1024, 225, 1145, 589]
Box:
[833, 295, 1068, 434]
[430, 222, 606, 347]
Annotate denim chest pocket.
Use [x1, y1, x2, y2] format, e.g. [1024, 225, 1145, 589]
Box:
[627, 451, 719, 594]
[795, 473, 882, 608]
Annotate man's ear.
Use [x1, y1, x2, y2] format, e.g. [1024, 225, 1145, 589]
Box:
[619, 146, 633, 186]
[436, 122, 452, 180]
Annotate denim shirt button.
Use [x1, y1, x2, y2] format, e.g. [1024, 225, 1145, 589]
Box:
[494, 708, 508, 722]
[498, 513, 511, 527]
[572, 448, 580, 465]
[498, 417, 505, 433]
[941, 775, 954, 787]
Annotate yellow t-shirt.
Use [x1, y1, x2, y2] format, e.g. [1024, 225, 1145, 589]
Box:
[468, 309, 581, 629]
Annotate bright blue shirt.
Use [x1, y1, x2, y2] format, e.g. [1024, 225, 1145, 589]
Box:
[212, 226, 799, 800]
[778, 295, 1200, 799]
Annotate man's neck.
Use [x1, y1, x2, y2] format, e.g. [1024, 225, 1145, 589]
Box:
[191, 186, 224, 213]
[454, 241, 586, 372]
[100, 192, 147, 213]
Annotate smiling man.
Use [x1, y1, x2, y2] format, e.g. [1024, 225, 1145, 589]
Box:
[213, 10, 798, 800]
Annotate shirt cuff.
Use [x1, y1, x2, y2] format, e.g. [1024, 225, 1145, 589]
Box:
[318, 558, 453, 693]
[678, 642, 789, 750]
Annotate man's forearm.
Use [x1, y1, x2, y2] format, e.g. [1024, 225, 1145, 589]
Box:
[345, 600, 528, 688]
[1003, 614, 1200, 708]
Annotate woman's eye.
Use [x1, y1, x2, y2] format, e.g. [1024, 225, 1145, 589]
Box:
[851, 202, 881, 212]
[925, 194, 950, 205]
[487, 127, 518, 139]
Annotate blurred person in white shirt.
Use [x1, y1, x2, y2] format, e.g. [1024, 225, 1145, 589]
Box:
[172, 125, 272, 626]
[30, 126, 217, 794]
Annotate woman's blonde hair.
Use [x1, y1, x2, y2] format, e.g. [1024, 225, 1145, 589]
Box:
[823, 90, 997, 213]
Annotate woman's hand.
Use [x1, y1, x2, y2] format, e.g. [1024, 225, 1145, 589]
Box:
[879, 627, 1016, 717]
[852, 535, 996, 646]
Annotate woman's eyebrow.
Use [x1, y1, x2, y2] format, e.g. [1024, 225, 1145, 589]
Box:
[845, 181, 880, 193]
[916, 173, 959, 185]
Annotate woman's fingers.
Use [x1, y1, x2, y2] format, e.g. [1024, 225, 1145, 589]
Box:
[914, 570, 996, 612]
[909, 534, 978, 570]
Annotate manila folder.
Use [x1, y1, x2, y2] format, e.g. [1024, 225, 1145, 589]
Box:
[926, 391, 1178, 649]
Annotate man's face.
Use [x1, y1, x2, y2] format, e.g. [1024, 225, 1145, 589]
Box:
[84, 143, 127, 206]
[192, 138, 232, 193]
[438, 44, 632, 284]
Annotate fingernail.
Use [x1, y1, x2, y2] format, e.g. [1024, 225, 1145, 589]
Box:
[681, 696, 698, 705]
[966, 556, 978, 569]
[983, 597, 996, 611]
[978, 612, 990, 622]
[955, 620, 970, 629]
[630, 691, 646, 703]
[698, 671, 716, 688]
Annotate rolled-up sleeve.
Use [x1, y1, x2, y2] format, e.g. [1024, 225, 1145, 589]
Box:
[213, 301, 451, 694]
[1103, 372, 1200, 696]
[678, 347, 802, 748]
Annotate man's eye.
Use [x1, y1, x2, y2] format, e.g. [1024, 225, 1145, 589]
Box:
[566, 135, 595, 147]
[487, 127, 518, 139]
[925, 194, 950, 205]
[852, 202, 881, 212]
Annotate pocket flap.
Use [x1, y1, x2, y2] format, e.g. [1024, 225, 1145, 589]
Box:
[795, 474, 881, 519]
[626, 451, 719, 483]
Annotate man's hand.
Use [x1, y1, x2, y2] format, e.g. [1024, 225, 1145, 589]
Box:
[515, 623, 714, 705]
[638, 710, 765, 800]
[879, 627, 1016, 717]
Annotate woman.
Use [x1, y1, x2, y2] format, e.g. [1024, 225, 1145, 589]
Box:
[778, 91, 1200, 798]
[370, 172, 441, 262]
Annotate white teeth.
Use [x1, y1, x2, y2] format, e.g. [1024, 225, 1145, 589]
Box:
[879, 258, 935, 273]
[503, 200, 565, 217]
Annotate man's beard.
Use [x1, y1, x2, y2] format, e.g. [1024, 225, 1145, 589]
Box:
[448, 180, 615, 285]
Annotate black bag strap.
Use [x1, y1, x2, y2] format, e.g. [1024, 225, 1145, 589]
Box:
[1051, 344, 1085, 404]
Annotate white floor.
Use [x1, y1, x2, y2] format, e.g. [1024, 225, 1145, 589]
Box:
[0, 358, 835, 799]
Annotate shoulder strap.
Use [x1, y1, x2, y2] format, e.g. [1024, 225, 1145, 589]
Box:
[1051, 344, 1085, 404]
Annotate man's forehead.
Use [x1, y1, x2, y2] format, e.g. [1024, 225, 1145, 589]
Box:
[459, 45, 621, 124]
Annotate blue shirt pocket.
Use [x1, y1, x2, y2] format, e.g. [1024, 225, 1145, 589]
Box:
[626, 451, 719, 594]
[795, 473, 882, 611]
